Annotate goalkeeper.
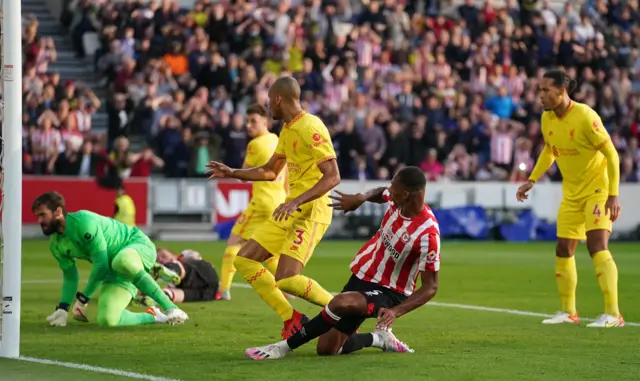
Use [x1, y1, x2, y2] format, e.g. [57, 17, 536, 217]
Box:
[32, 191, 189, 327]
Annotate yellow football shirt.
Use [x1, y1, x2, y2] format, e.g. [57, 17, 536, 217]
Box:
[275, 112, 336, 224]
[541, 102, 612, 201]
[245, 133, 287, 213]
[114, 194, 136, 226]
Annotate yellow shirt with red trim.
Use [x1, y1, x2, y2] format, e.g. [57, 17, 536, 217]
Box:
[245, 133, 287, 213]
[541, 101, 611, 201]
[275, 112, 336, 224]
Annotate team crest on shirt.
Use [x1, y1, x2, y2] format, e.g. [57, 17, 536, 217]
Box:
[569, 129, 575, 140]
[84, 233, 92, 241]
[307, 133, 329, 148]
[592, 121, 600, 131]
[292, 140, 298, 153]
[401, 233, 411, 243]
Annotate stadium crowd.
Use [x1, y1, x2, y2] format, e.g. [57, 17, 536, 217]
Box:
[18, 0, 640, 182]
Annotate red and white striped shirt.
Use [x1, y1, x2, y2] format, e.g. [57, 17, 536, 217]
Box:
[355, 37, 375, 67]
[491, 132, 513, 165]
[350, 190, 441, 296]
[30, 128, 61, 161]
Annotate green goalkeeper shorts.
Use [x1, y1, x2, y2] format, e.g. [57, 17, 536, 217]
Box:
[103, 234, 157, 298]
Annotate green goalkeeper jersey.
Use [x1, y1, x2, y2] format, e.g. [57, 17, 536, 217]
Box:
[50, 210, 147, 304]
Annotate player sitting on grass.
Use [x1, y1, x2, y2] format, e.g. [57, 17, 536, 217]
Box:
[32, 191, 189, 327]
[517, 69, 623, 327]
[150, 248, 220, 304]
[245, 167, 440, 360]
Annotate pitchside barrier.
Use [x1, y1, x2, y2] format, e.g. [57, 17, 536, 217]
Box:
[4, 177, 640, 240]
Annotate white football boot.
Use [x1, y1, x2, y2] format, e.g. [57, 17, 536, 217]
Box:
[166, 308, 189, 325]
[586, 314, 624, 328]
[245, 341, 290, 361]
[375, 329, 414, 353]
[542, 311, 580, 325]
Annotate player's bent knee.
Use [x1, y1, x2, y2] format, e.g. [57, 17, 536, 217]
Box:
[316, 345, 340, 356]
[97, 313, 120, 327]
[316, 333, 344, 356]
[274, 255, 304, 281]
[226, 234, 245, 247]
[237, 240, 271, 262]
[112, 249, 143, 278]
[327, 293, 361, 315]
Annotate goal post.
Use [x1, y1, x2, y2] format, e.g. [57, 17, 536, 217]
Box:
[0, 0, 23, 359]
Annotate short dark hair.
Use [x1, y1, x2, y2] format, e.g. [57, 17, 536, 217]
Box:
[32, 191, 66, 214]
[543, 69, 577, 94]
[395, 166, 426, 192]
[246, 104, 269, 118]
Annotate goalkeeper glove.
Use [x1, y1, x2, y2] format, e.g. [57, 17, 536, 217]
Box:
[46, 304, 69, 327]
[73, 292, 90, 322]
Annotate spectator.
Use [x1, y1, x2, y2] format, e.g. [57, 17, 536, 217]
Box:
[35, 0, 638, 183]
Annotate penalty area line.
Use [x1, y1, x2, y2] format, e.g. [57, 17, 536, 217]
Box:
[15, 357, 182, 381]
[23, 279, 640, 327]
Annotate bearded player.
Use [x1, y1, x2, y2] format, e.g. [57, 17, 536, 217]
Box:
[217, 104, 287, 301]
[207, 76, 340, 339]
[517, 69, 623, 327]
[33, 191, 189, 327]
[245, 166, 440, 360]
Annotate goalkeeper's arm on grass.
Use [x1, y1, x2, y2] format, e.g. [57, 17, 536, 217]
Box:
[73, 226, 111, 323]
[46, 253, 79, 327]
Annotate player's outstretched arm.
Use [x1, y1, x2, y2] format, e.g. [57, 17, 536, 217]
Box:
[377, 271, 439, 330]
[328, 187, 388, 214]
[206, 154, 286, 182]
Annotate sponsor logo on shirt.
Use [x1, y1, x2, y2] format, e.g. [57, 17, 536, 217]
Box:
[426, 250, 440, 264]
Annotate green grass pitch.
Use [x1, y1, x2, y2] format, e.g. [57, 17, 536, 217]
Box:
[1, 240, 639, 381]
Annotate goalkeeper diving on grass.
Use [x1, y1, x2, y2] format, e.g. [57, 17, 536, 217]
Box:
[32, 191, 189, 327]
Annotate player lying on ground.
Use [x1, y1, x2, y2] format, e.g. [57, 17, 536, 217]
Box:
[218, 104, 288, 301]
[150, 248, 220, 303]
[245, 166, 440, 360]
[32, 191, 189, 327]
[517, 69, 623, 327]
[207, 77, 340, 339]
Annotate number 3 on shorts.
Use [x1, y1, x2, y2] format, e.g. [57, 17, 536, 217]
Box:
[593, 204, 601, 217]
[293, 229, 304, 245]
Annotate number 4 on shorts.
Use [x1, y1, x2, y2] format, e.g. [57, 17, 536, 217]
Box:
[293, 229, 304, 245]
[593, 204, 601, 217]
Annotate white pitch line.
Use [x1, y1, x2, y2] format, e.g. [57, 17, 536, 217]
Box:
[15, 357, 182, 381]
[22, 279, 640, 327]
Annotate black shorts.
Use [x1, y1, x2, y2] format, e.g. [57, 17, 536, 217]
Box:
[182, 287, 217, 302]
[334, 275, 407, 335]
